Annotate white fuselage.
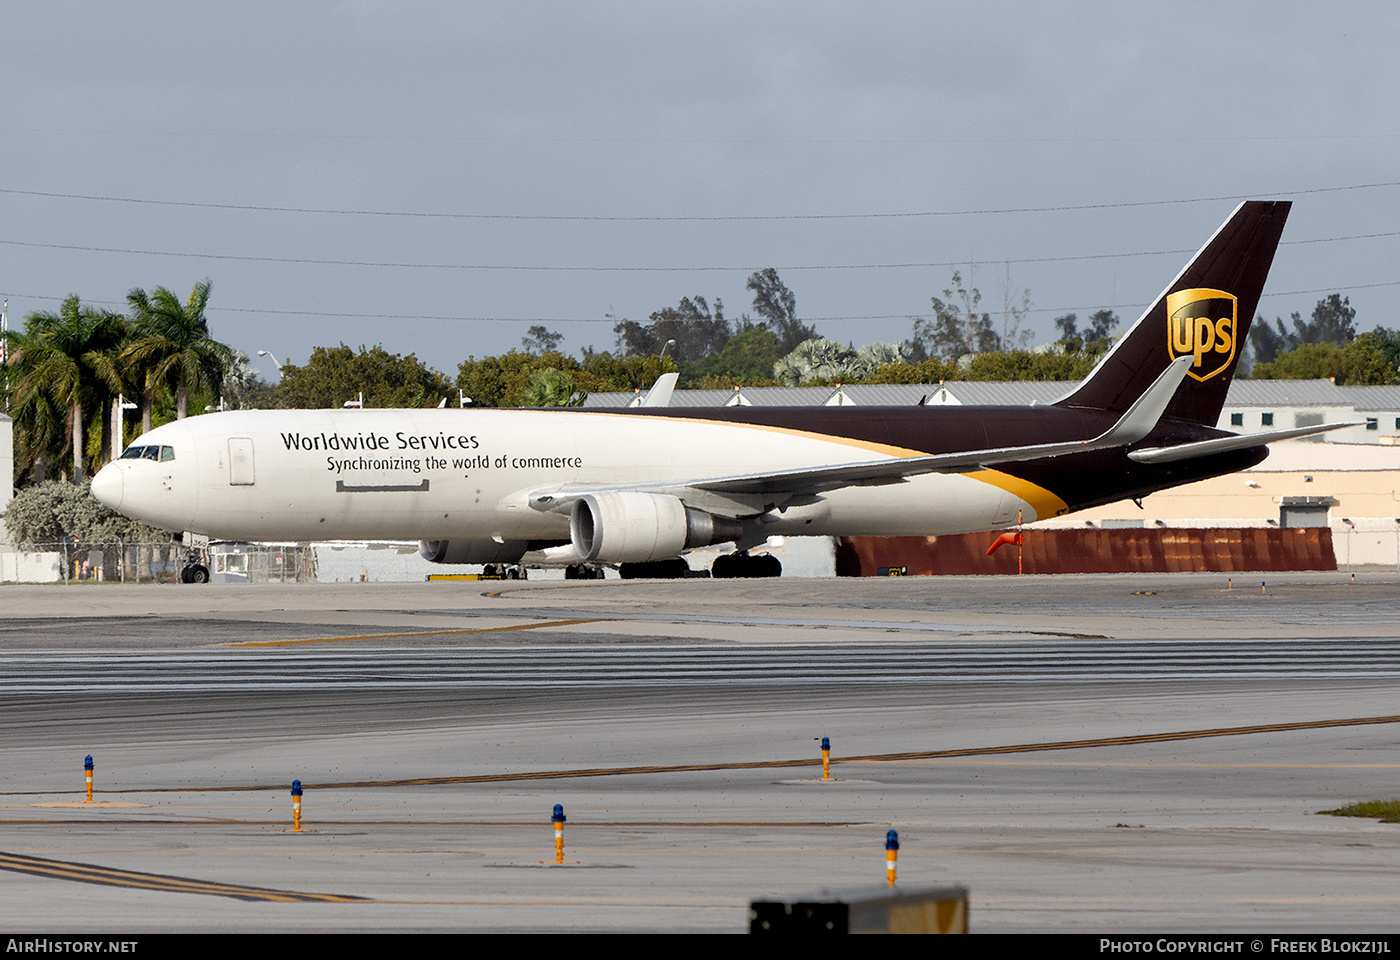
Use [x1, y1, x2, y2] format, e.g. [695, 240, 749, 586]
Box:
[92, 408, 1057, 544]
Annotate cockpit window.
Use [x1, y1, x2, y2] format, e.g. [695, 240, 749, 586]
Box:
[118, 445, 176, 462]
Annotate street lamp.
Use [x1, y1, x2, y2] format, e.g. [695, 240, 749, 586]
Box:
[257, 350, 283, 371]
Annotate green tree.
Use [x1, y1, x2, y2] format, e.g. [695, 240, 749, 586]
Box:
[965, 349, 1102, 381]
[614, 295, 730, 364]
[124, 281, 234, 422]
[860, 348, 1101, 385]
[521, 325, 565, 357]
[577, 351, 677, 393]
[862, 356, 958, 384]
[687, 327, 783, 382]
[1050, 310, 1119, 354]
[5, 296, 127, 482]
[773, 338, 905, 386]
[995, 264, 1035, 350]
[746, 268, 819, 353]
[1367, 326, 1400, 376]
[907, 271, 1000, 361]
[221, 349, 279, 409]
[521, 368, 586, 407]
[8, 381, 68, 486]
[457, 350, 581, 408]
[1248, 293, 1358, 366]
[277, 344, 453, 409]
[4, 479, 164, 548]
[1250, 335, 1399, 385]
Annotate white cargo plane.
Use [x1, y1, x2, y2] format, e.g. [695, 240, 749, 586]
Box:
[92, 200, 1341, 580]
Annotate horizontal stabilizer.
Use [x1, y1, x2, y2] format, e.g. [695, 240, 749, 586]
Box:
[1127, 422, 1363, 464]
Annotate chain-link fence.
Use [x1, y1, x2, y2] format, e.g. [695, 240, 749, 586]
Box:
[0, 542, 318, 584]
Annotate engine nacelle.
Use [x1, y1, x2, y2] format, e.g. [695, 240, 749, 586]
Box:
[418, 539, 530, 565]
[569, 492, 742, 563]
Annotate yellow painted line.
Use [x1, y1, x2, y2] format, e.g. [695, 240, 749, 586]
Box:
[979, 896, 1400, 905]
[0, 850, 365, 902]
[0, 820, 866, 829]
[870, 759, 1400, 769]
[229, 617, 617, 647]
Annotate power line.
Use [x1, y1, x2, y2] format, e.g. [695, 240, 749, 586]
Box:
[5, 128, 1399, 146]
[1, 229, 1395, 273]
[3, 179, 1399, 222]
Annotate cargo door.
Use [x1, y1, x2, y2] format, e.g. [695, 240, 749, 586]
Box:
[228, 438, 256, 485]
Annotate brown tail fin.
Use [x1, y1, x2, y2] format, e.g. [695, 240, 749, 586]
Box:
[1055, 200, 1291, 427]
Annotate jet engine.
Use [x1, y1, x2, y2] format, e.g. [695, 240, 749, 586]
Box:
[418, 539, 531, 564]
[569, 492, 742, 563]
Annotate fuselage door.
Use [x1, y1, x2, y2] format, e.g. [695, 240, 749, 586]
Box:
[228, 438, 256, 486]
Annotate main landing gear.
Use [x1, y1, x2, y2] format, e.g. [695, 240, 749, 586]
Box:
[482, 563, 528, 580]
[564, 564, 606, 580]
[617, 558, 691, 580]
[179, 564, 210, 584]
[710, 551, 782, 579]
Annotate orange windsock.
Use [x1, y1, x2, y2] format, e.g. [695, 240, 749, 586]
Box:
[987, 531, 1026, 555]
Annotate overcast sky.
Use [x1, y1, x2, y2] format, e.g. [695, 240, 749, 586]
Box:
[3, 2, 1397, 382]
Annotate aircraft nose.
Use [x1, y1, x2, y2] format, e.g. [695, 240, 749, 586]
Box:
[91, 462, 124, 511]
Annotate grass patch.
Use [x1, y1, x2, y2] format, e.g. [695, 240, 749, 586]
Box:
[1319, 800, 1400, 822]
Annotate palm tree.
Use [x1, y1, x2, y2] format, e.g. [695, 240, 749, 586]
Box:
[125, 280, 233, 421]
[522, 368, 587, 407]
[6, 296, 127, 482]
[8, 381, 67, 483]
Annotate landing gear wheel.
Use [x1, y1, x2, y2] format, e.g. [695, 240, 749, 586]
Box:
[181, 564, 210, 584]
[618, 558, 690, 580]
[711, 552, 782, 579]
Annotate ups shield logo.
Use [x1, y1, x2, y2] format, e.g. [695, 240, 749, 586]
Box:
[1167, 288, 1237, 382]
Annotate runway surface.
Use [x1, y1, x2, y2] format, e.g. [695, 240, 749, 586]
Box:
[2, 571, 1399, 932]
